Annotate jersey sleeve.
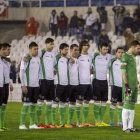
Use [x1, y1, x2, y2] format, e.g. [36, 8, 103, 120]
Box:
[20, 60, 28, 70]
[121, 54, 128, 69]
[38, 50, 42, 58]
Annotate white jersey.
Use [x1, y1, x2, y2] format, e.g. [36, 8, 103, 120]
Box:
[55, 54, 69, 85]
[2, 59, 11, 84]
[38, 50, 57, 80]
[109, 58, 122, 87]
[20, 56, 40, 87]
[93, 52, 113, 80]
[78, 54, 92, 85]
[69, 57, 79, 85]
[0, 57, 4, 87]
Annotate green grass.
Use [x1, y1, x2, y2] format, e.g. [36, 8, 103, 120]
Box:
[1, 103, 140, 140]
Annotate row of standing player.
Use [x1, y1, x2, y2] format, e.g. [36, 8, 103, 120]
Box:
[19, 38, 125, 130]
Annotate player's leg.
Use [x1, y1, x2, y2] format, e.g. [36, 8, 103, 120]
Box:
[93, 79, 101, 126]
[36, 80, 44, 127]
[67, 86, 76, 127]
[100, 80, 110, 126]
[59, 86, 69, 127]
[45, 80, 55, 127]
[19, 87, 30, 130]
[29, 87, 41, 129]
[109, 85, 117, 126]
[122, 87, 138, 132]
[82, 85, 92, 127]
[1, 84, 9, 130]
[116, 86, 123, 126]
[0, 87, 4, 131]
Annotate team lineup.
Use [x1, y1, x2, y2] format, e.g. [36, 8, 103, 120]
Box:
[0, 39, 140, 132]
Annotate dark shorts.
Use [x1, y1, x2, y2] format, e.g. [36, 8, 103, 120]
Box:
[77, 84, 92, 101]
[54, 85, 69, 102]
[39, 79, 55, 101]
[92, 79, 108, 101]
[0, 87, 4, 106]
[22, 87, 39, 104]
[68, 85, 79, 103]
[111, 85, 122, 103]
[3, 84, 9, 104]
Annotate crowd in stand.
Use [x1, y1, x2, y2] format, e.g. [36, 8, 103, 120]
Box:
[25, 4, 140, 50]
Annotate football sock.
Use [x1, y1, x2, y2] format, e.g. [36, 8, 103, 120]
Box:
[117, 105, 123, 123]
[59, 103, 66, 125]
[82, 103, 89, 124]
[109, 104, 116, 123]
[67, 104, 75, 124]
[20, 105, 29, 126]
[100, 103, 107, 122]
[29, 104, 36, 126]
[45, 102, 52, 125]
[76, 103, 81, 124]
[94, 103, 101, 123]
[51, 103, 57, 125]
[1, 105, 6, 127]
[36, 102, 43, 125]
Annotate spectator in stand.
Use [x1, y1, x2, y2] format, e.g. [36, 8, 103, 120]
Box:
[49, 9, 58, 36]
[10, 61, 17, 83]
[26, 17, 39, 36]
[77, 15, 85, 28]
[58, 11, 68, 36]
[98, 29, 111, 52]
[112, 4, 125, 34]
[76, 25, 85, 42]
[83, 7, 96, 28]
[82, 27, 93, 41]
[69, 11, 79, 36]
[97, 6, 108, 30]
[115, 13, 124, 35]
[122, 12, 133, 32]
[133, 4, 140, 19]
[123, 28, 135, 51]
[135, 28, 140, 43]
[91, 18, 101, 45]
[132, 15, 140, 34]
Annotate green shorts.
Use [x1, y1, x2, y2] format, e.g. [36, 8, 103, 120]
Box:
[122, 86, 138, 103]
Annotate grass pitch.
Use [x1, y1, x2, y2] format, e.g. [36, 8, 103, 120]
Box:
[0, 103, 140, 140]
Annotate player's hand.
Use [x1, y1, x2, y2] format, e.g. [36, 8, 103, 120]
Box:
[70, 57, 75, 64]
[23, 57, 28, 62]
[125, 83, 132, 96]
[54, 70, 57, 75]
[10, 85, 14, 92]
[22, 86, 28, 94]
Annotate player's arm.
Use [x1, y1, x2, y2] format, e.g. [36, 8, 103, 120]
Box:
[20, 61, 28, 94]
[121, 55, 131, 96]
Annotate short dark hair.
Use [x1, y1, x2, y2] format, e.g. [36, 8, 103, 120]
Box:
[70, 44, 79, 50]
[29, 42, 38, 49]
[79, 40, 89, 53]
[130, 40, 140, 47]
[45, 38, 54, 44]
[116, 47, 124, 52]
[3, 43, 11, 48]
[100, 42, 108, 49]
[59, 43, 69, 50]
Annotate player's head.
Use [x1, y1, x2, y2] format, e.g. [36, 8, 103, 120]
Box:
[0, 43, 6, 57]
[79, 40, 89, 54]
[2, 43, 11, 57]
[45, 38, 54, 51]
[99, 42, 109, 55]
[59, 43, 69, 56]
[70, 44, 79, 58]
[129, 40, 140, 55]
[115, 47, 124, 59]
[29, 42, 38, 57]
